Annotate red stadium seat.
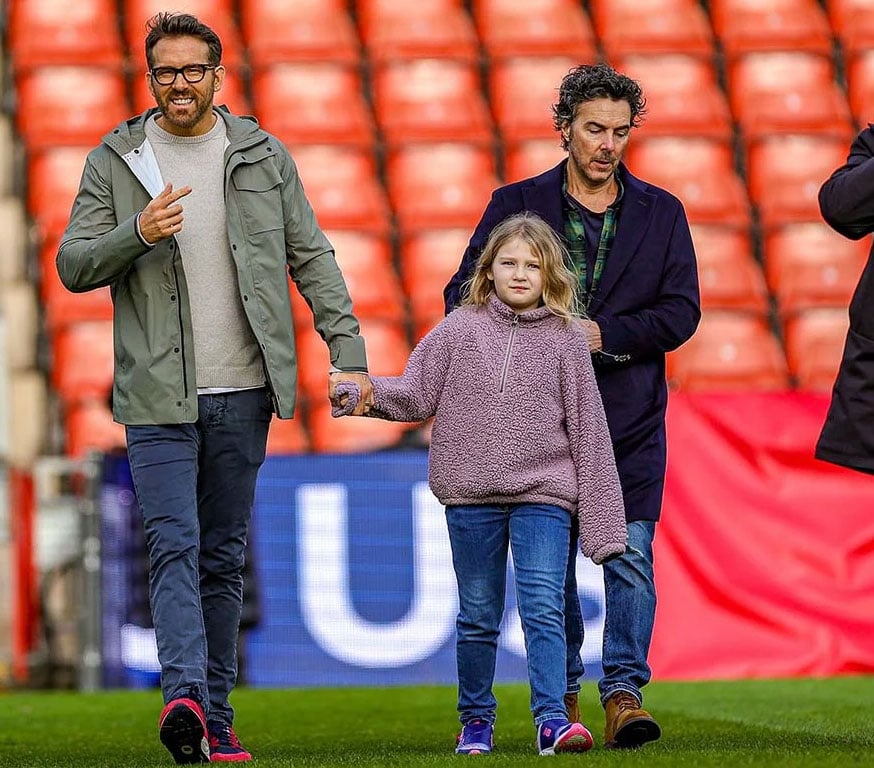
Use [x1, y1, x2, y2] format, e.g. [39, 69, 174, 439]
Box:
[291, 145, 391, 233]
[747, 135, 850, 231]
[7, 0, 123, 69]
[710, 0, 832, 59]
[489, 57, 580, 143]
[667, 311, 790, 391]
[40, 235, 114, 330]
[372, 60, 494, 146]
[308, 402, 411, 453]
[504, 139, 566, 184]
[589, 0, 714, 59]
[625, 138, 751, 227]
[357, 0, 479, 62]
[728, 53, 853, 144]
[783, 308, 849, 392]
[400, 228, 471, 337]
[131, 67, 251, 116]
[473, 0, 597, 60]
[15, 67, 129, 151]
[240, 0, 360, 67]
[387, 143, 499, 231]
[251, 63, 375, 148]
[266, 415, 310, 455]
[846, 50, 874, 126]
[763, 222, 868, 316]
[827, 0, 874, 56]
[51, 321, 115, 404]
[64, 399, 125, 458]
[613, 55, 732, 141]
[690, 225, 769, 313]
[327, 229, 404, 320]
[28, 146, 92, 239]
[124, 0, 243, 69]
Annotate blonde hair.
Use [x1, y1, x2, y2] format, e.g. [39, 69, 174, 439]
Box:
[461, 212, 582, 322]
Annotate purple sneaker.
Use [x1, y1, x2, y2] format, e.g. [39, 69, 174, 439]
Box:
[456, 719, 494, 754]
[537, 718, 594, 755]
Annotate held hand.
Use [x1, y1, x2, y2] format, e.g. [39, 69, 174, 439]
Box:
[138, 183, 192, 245]
[329, 372, 374, 416]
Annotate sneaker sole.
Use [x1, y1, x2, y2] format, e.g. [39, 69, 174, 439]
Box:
[539, 723, 594, 755]
[159, 704, 209, 764]
[608, 717, 662, 750]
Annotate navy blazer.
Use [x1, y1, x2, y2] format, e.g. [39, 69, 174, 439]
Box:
[816, 126, 874, 474]
[443, 161, 701, 521]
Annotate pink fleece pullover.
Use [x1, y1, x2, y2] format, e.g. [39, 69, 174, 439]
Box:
[341, 295, 627, 564]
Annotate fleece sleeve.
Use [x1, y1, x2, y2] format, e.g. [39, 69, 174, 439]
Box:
[561, 329, 627, 564]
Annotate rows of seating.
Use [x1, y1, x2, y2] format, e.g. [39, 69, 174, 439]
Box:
[5, 0, 870, 456]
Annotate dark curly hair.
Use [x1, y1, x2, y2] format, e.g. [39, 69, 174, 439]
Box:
[145, 12, 222, 69]
[552, 63, 646, 150]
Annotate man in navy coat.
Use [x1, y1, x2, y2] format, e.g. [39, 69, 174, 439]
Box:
[444, 62, 700, 749]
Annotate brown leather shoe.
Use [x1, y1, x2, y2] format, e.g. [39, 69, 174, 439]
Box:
[604, 691, 661, 749]
[564, 692, 580, 724]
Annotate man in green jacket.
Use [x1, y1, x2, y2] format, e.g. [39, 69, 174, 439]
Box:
[57, 12, 372, 764]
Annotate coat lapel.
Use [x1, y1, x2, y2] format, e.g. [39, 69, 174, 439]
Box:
[587, 165, 656, 315]
[521, 162, 566, 234]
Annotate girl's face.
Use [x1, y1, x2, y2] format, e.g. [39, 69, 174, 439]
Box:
[487, 237, 543, 314]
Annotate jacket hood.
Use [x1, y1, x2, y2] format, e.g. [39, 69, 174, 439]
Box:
[101, 105, 265, 155]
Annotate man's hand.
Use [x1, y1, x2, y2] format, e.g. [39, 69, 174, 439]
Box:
[578, 318, 603, 352]
[138, 183, 192, 245]
[329, 372, 373, 416]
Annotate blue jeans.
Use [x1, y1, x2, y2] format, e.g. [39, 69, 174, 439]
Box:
[445, 503, 570, 726]
[565, 520, 656, 706]
[125, 388, 272, 725]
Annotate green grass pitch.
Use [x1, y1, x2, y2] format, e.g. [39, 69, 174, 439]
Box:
[0, 677, 871, 767]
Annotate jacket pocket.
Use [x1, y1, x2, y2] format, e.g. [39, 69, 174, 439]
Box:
[233, 162, 284, 234]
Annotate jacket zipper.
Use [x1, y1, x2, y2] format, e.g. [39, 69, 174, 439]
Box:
[499, 315, 519, 393]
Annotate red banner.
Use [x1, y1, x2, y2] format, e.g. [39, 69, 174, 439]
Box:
[652, 392, 874, 679]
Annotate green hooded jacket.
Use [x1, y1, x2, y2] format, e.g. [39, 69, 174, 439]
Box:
[57, 108, 367, 424]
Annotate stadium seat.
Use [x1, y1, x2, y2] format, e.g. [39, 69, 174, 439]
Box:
[489, 57, 580, 143]
[27, 146, 92, 240]
[710, 0, 832, 59]
[589, 0, 714, 59]
[846, 50, 874, 126]
[473, 0, 598, 60]
[827, 0, 874, 56]
[291, 145, 391, 233]
[132, 67, 251, 116]
[728, 53, 853, 144]
[783, 308, 849, 392]
[15, 67, 129, 151]
[124, 0, 243, 68]
[51, 320, 115, 404]
[64, 399, 125, 458]
[294, 318, 411, 403]
[7, 0, 123, 69]
[614, 54, 732, 141]
[40, 235, 114, 330]
[504, 139, 566, 184]
[667, 311, 790, 391]
[332, 253, 407, 323]
[266, 415, 310, 455]
[400, 228, 471, 338]
[690, 225, 769, 313]
[386, 143, 499, 231]
[240, 0, 360, 67]
[747, 135, 850, 231]
[308, 402, 411, 453]
[357, 0, 479, 62]
[251, 63, 375, 148]
[624, 138, 751, 227]
[763, 222, 868, 316]
[371, 60, 494, 146]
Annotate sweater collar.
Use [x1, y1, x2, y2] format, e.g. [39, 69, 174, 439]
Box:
[486, 294, 557, 325]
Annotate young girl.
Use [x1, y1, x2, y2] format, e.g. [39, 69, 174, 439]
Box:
[334, 212, 626, 755]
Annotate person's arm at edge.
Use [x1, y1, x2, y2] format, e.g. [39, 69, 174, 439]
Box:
[819, 127, 874, 240]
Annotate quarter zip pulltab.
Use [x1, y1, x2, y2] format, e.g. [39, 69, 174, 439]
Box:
[499, 315, 519, 393]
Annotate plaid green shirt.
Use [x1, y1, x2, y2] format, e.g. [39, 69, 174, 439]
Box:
[562, 170, 624, 309]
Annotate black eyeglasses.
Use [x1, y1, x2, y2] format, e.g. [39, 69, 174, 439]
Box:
[149, 64, 218, 86]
